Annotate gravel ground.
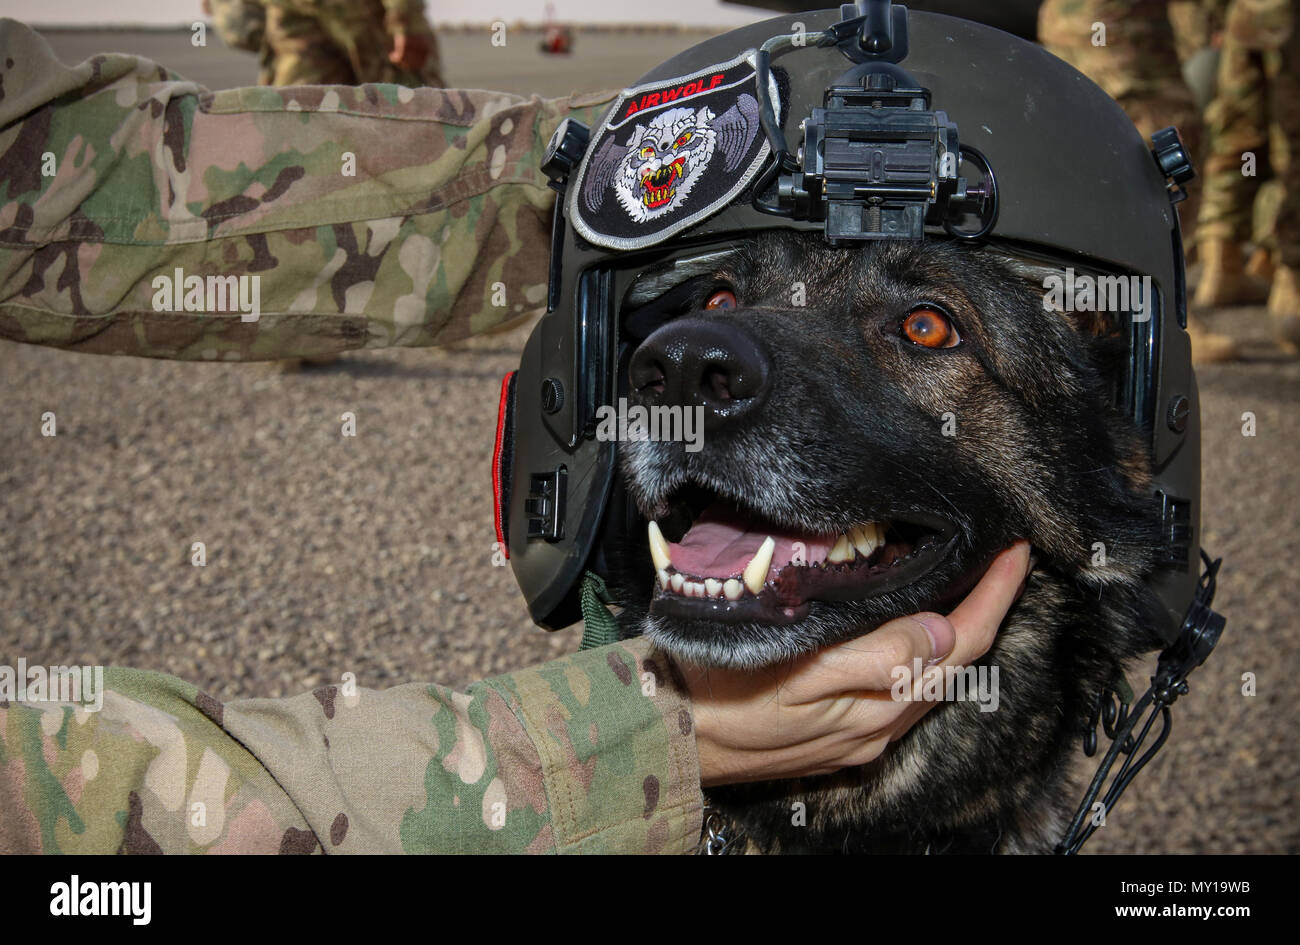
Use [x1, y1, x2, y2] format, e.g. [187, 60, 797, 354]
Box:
[3, 27, 1296, 854]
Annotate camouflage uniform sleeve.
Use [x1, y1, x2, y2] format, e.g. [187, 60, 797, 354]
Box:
[0, 18, 616, 360]
[0, 640, 704, 854]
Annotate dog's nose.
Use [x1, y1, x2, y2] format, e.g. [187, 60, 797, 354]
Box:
[628, 318, 771, 426]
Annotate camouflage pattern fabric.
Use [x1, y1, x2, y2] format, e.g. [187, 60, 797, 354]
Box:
[1168, 0, 1222, 63]
[263, 0, 445, 88]
[1038, 0, 1205, 239]
[1169, 0, 1228, 107]
[0, 19, 616, 361]
[1254, 178, 1283, 251]
[0, 639, 703, 854]
[1196, 0, 1299, 265]
[1038, 0, 1204, 147]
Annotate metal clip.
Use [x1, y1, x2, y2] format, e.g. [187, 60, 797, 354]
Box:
[703, 807, 731, 855]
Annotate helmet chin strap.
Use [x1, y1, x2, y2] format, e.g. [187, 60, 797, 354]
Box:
[579, 571, 621, 650]
[1057, 551, 1225, 854]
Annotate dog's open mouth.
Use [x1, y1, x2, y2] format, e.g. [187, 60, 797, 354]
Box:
[645, 488, 955, 625]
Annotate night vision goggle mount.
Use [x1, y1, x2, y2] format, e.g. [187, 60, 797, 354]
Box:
[543, 0, 998, 248]
[749, 1, 998, 242]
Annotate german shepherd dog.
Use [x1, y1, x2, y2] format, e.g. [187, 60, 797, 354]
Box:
[609, 231, 1167, 853]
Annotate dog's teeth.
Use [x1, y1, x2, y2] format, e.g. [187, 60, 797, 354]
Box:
[704, 578, 723, 598]
[827, 533, 855, 563]
[849, 523, 884, 559]
[648, 521, 672, 572]
[657, 569, 670, 591]
[686, 581, 705, 598]
[723, 579, 743, 601]
[670, 572, 686, 593]
[743, 536, 776, 596]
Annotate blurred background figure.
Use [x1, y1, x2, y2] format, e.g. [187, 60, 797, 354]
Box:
[1039, 0, 1204, 170]
[261, 0, 444, 87]
[205, 0, 443, 86]
[540, 2, 574, 54]
[1195, 0, 1299, 355]
[1169, 0, 1223, 105]
[1037, 0, 1242, 363]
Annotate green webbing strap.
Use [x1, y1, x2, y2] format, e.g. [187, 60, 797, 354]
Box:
[579, 571, 621, 650]
[1113, 673, 1135, 708]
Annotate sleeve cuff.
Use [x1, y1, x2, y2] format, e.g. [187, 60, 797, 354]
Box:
[485, 638, 703, 854]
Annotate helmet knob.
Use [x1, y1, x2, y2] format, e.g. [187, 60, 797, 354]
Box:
[1150, 127, 1195, 203]
[541, 119, 591, 193]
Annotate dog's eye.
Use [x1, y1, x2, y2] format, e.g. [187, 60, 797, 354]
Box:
[901, 307, 960, 349]
[704, 288, 737, 310]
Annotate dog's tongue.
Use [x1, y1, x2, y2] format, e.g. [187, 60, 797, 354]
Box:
[668, 503, 835, 578]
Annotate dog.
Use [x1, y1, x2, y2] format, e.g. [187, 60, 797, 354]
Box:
[606, 230, 1167, 853]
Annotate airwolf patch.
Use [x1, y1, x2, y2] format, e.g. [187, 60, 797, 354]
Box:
[569, 52, 777, 251]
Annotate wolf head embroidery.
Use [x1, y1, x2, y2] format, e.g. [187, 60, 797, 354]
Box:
[569, 54, 774, 251]
[587, 97, 758, 224]
[616, 105, 723, 221]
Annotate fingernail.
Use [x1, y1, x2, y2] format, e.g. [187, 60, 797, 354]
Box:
[917, 614, 955, 665]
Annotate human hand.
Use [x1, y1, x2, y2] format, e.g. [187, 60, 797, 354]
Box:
[389, 32, 430, 72]
[683, 541, 1032, 786]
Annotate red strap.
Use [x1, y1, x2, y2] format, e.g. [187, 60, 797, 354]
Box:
[491, 371, 516, 557]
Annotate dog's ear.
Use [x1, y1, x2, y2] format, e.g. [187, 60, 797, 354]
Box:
[992, 255, 1126, 338]
[990, 252, 1131, 384]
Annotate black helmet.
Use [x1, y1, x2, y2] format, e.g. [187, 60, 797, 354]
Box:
[494, 1, 1217, 652]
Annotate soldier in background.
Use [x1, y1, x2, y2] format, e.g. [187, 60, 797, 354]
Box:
[262, 0, 445, 88]
[1037, 0, 1247, 363]
[1195, 0, 1299, 355]
[1170, 0, 1221, 107]
[1039, 0, 1204, 169]
[205, 0, 444, 87]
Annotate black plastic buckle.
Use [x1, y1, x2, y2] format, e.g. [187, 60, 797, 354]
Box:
[1156, 490, 1193, 566]
[1151, 126, 1195, 204]
[525, 467, 568, 542]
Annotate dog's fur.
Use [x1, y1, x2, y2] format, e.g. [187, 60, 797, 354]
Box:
[608, 231, 1167, 853]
